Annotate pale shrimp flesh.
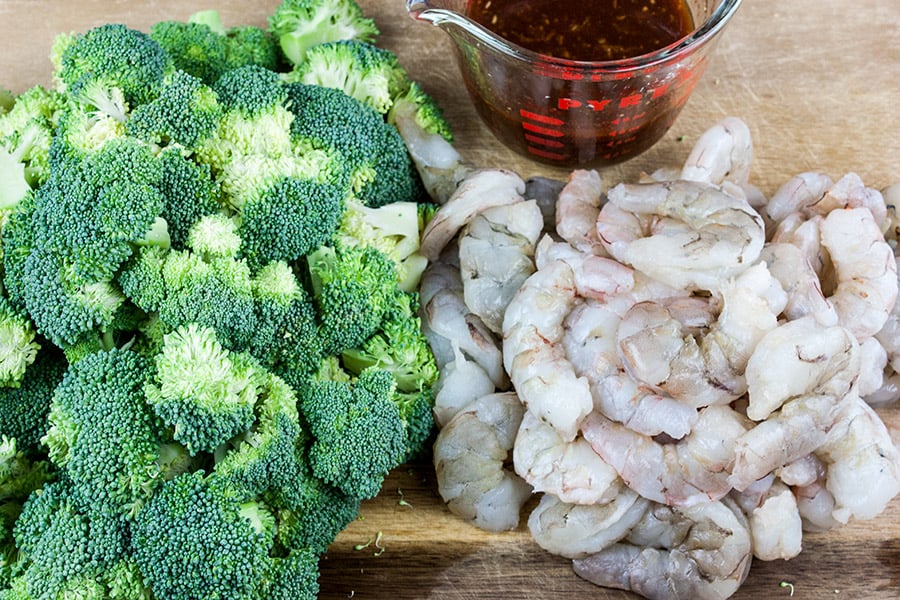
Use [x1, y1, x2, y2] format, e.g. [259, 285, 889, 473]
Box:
[596, 200, 651, 263]
[431, 342, 496, 428]
[555, 169, 607, 255]
[746, 480, 803, 561]
[766, 172, 833, 222]
[819, 206, 898, 339]
[561, 299, 623, 384]
[433, 391, 534, 531]
[760, 242, 838, 326]
[458, 199, 543, 333]
[502, 260, 593, 441]
[573, 497, 752, 600]
[680, 116, 753, 188]
[582, 405, 750, 507]
[535, 235, 635, 302]
[420, 169, 526, 260]
[605, 179, 765, 292]
[527, 489, 649, 559]
[591, 372, 699, 439]
[513, 410, 621, 505]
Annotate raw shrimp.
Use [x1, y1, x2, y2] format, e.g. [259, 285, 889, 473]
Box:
[433, 392, 533, 531]
[555, 169, 607, 255]
[595, 200, 651, 263]
[819, 206, 898, 339]
[795, 479, 841, 533]
[815, 393, 900, 523]
[743, 316, 859, 422]
[760, 242, 838, 326]
[680, 116, 753, 188]
[561, 299, 623, 383]
[534, 236, 635, 302]
[458, 199, 544, 333]
[592, 372, 699, 439]
[729, 394, 844, 492]
[746, 480, 803, 561]
[573, 497, 752, 600]
[805, 172, 888, 229]
[502, 259, 593, 441]
[856, 336, 887, 399]
[582, 405, 751, 507]
[513, 410, 621, 505]
[419, 258, 508, 388]
[432, 343, 496, 427]
[605, 179, 765, 292]
[527, 489, 649, 559]
[766, 172, 833, 222]
[420, 168, 526, 260]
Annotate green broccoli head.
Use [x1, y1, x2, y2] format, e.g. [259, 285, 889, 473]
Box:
[132, 471, 274, 600]
[0, 296, 41, 389]
[260, 548, 320, 600]
[145, 323, 263, 456]
[55, 23, 173, 109]
[306, 242, 398, 355]
[40, 347, 161, 515]
[299, 367, 405, 499]
[269, 0, 379, 66]
[238, 176, 345, 271]
[356, 121, 425, 209]
[223, 26, 282, 72]
[0, 345, 67, 452]
[149, 20, 229, 85]
[286, 40, 407, 114]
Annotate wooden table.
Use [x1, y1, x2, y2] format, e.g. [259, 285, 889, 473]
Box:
[1, 1, 898, 598]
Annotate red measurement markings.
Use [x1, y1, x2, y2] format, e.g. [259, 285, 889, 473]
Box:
[519, 109, 566, 160]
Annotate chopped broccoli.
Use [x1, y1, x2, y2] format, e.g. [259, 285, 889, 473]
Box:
[0, 346, 67, 452]
[40, 347, 161, 515]
[154, 146, 222, 249]
[285, 40, 407, 114]
[389, 79, 453, 143]
[238, 175, 345, 271]
[356, 121, 425, 208]
[299, 366, 405, 499]
[145, 323, 263, 455]
[269, 0, 379, 66]
[0, 297, 40, 389]
[306, 242, 398, 355]
[223, 26, 282, 73]
[132, 471, 273, 600]
[55, 23, 173, 108]
[260, 548, 320, 600]
[149, 20, 230, 85]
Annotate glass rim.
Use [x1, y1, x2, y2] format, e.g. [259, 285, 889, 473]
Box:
[408, 0, 744, 73]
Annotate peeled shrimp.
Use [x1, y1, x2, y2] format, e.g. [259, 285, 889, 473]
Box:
[746, 480, 803, 561]
[527, 489, 649, 559]
[433, 392, 533, 531]
[596, 200, 651, 263]
[582, 405, 750, 507]
[561, 299, 623, 383]
[680, 116, 753, 188]
[513, 410, 621, 505]
[819, 206, 898, 339]
[743, 315, 860, 422]
[534, 236, 636, 302]
[503, 260, 593, 441]
[555, 169, 607, 255]
[760, 242, 838, 326]
[592, 372, 699, 439]
[573, 497, 752, 600]
[815, 393, 900, 523]
[431, 342, 496, 427]
[605, 179, 765, 292]
[458, 199, 543, 333]
[766, 172, 834, 222]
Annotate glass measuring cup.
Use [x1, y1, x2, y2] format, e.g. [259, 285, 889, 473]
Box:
[406, 0, 743, 167]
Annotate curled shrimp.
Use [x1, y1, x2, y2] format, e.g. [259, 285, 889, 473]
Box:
[502, 260, 593, 441]
[766, 172, 834, 222]
[527, 489, 649, 559]
[592, 372, 699, 439]
[573, 497, 752, 600]
[582, 405, 750, 507]
[535, 236, 635, 302]
[555, 169, 607, 255]
[680, 116, 753, 188]
[513, 410, 621, 505]
[761, 242, 838, 326]
[745, 480, 803, 561]
[458, 199, 544, 334]
[605, 179, 765, 292]
[819, 206, 898, 339]
[432, 342, 496, 427]
[433, 391, 533, 532]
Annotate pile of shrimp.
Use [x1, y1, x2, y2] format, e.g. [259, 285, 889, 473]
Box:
[413, 116, 900, 600]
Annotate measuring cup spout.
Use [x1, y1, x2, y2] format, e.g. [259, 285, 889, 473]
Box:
[405, 0, 510, 52]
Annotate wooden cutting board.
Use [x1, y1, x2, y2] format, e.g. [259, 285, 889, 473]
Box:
[1, 1, 898, 599]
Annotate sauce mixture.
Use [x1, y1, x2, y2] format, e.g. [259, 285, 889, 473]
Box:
[467, 0, 695, 61]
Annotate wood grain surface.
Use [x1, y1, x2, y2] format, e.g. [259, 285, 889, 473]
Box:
[1, 1, 898, 599]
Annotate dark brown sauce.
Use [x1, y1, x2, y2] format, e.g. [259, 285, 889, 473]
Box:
[467, 0, 695, 61]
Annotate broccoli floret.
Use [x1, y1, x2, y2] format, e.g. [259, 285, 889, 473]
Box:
[145, 324, 263, 455]
[337, 197, 429, 292]
[40, 348, 161, 516]
[56, 24, 172, 109]
[155, 147, 222, 249]
[260, 548, 320, 600]
[0, 191, 36, 311]
[223, 26, 282, 72]
[356, 122, 425, 209]
[0, 346, 67, 452]
[269, 0, 379, 66]
[149, 21, 229, 85]
[0, 297, 40, 389]
[132, 471, 274, 600]
[285, 40, 407, 114]
[127, 70, 223, 152]
[306, 242, 398, 355]
[389, 79, 453, 143]
[238, 176, 345, 271]
[286, 82, 385, 193]
[10, 480, 142, 599]
[299, 366, 405, 499]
